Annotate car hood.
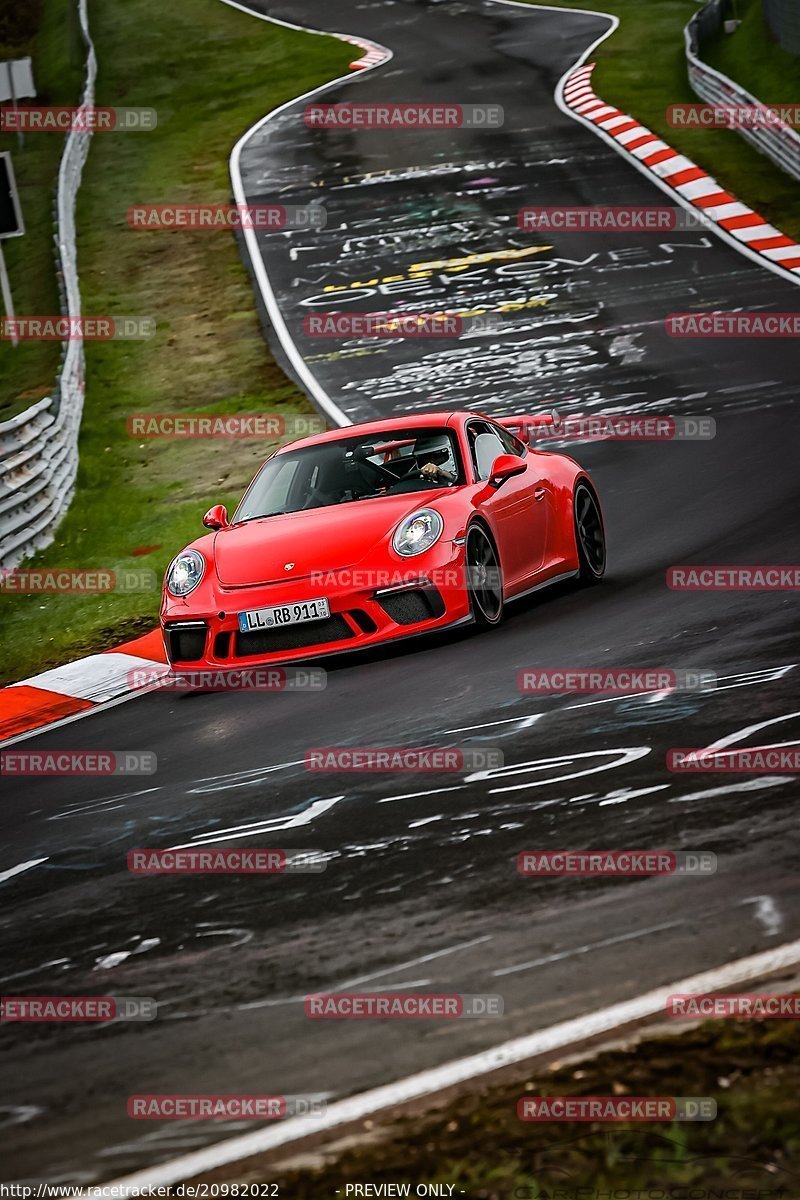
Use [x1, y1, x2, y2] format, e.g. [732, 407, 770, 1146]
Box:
[212, 493, 449, 587]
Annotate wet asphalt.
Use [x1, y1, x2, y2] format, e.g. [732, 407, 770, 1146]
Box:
[1, 0, 799, 1184]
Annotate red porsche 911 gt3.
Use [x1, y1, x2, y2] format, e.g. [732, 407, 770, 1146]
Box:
[160, 411, 605, 669]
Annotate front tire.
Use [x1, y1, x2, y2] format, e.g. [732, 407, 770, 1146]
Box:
[466, 523, 504, 626]
[574, 482, 606, 584]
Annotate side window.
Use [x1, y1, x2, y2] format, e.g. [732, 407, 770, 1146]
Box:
[493, 423, 526, 457]
[468, 421, 507, 481]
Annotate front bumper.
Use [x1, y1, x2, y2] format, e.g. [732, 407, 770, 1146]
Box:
[161, 543, 471, 669]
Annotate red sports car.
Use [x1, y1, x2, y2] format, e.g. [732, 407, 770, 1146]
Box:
[160, 411, 605, 669]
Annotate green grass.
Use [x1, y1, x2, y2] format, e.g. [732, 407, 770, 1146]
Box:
[0, 0, 85, 420]
[522, 0, 800, 243]
[268, 1019, 800, 1196]
[703, 0, 800, 105]
[0, 0, 350, 685]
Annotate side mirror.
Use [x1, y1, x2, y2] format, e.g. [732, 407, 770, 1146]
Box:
[489, 454, 527, 489]
[202, 503, 229, 530]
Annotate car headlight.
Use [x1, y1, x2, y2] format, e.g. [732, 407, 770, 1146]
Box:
[166, 550, 205, 597]
[392, 509, 444, 557]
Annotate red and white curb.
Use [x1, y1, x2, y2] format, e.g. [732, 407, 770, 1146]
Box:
[561, 63, 800, 282]
[0, 629, 168, 745]
[220, 0, 391, 75]
[344, 39, 389, 71]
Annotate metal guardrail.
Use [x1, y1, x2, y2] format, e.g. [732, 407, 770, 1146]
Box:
[0, 0, 95, 569]
[685, 0, 800, 183]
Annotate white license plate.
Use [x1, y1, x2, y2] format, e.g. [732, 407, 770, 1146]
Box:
[238, 597, 330, 632]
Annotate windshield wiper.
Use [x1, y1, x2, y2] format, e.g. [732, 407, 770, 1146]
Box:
[233, 510, 292, 524]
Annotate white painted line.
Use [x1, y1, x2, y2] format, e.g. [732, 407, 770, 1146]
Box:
[492, 919, 681, 977]
[107, 938, 800, 1189]
[0, 857, 48, 884]
[333, 935, 493, 989]
[168, 795, 346, 849]
[222, 0, 392, 429]
[667, 776, 789, 803]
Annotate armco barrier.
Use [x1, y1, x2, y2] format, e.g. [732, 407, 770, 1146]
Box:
[0, 0, 95, 569]
[685, 0, 800, 182]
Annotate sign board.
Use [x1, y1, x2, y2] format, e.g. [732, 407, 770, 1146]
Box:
[0, 153, 24, 238]
[0, 59, 36, 102]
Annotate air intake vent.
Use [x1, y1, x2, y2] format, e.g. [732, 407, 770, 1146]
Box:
[378, 588, 444, 625]
[165, 624, 207, 662]
[234, 614, 355, 655]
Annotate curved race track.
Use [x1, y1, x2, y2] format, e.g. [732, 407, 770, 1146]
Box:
[1, 0, 799, 1183]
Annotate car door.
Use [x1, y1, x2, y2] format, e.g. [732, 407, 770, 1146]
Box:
[467, 420, 549, 587]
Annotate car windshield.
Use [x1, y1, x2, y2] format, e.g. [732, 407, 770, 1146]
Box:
[233, 427, 464, 523]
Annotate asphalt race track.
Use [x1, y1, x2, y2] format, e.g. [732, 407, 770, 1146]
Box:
[2, 0, 799, 1184]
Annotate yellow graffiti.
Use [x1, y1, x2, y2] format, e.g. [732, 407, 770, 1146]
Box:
[409, 246, 553, 273]
[321, 245, 553, 294]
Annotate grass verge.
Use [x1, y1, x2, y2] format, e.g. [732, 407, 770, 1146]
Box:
[0, 0, 351, 686]
[703, 0, 800, 108]
[266, 1018, 800, 1196]
[0, 0, 84, 421]
[521, 0, 800, 243]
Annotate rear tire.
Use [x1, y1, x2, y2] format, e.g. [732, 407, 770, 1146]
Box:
[466, 523, 504, 626]
[574, 482, 606, 585]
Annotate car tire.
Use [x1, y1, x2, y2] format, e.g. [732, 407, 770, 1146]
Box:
[574, 482, 606, 585]
[466, 522, 504, 626]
